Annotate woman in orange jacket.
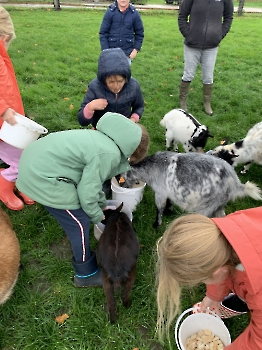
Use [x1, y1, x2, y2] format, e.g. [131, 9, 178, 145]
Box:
[156, 206, 262, 349]
[0, 6, 34, 210]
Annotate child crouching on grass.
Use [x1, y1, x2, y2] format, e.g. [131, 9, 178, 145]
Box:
[156, 206, 262, 349]
[16, 112, 149, 288]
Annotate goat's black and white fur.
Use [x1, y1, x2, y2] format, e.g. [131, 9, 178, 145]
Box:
[122, 152, 262, 228]
[211, 122, 262, 174]
[160, 109, 213, 152]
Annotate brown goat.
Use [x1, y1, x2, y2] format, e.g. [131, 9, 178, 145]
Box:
[0, 207, 20, 304]
[97, 203, 139, 323]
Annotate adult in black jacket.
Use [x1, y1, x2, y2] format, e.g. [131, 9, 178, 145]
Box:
[178, 0, 233, 115]
[78, 48, 144, 129]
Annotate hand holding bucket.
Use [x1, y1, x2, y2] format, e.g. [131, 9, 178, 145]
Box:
[174, 308, 231, 350]
[0, 113, 48, 149]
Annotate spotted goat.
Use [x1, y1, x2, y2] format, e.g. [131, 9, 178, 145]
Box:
[122, 152, 262, 228]
[160, 108, 213, 152]
[211, 121, 262, 174]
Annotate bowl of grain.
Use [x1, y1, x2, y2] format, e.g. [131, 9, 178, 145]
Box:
[175, 308, 231, 350]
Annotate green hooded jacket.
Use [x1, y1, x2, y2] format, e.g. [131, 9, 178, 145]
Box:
[16, 112, 142, 224]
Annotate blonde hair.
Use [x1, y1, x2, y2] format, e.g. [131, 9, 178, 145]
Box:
[155, 214, 239, 344]
[129, 124, 150, 165]
[0, 7, 16, 44]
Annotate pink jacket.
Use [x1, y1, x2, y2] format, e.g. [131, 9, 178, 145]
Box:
[0, 40, 24, 129]
[207, 206, 262, 349]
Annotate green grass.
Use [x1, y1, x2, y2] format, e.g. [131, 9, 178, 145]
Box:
[5, 0, 262, 8]
[0, 7, 261, 350]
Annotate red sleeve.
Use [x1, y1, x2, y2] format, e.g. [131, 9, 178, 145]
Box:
[224, 310, 262, 349]
[0, 56, 10, 126]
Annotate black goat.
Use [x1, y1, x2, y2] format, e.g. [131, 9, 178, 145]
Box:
[97, 203, 139, 323]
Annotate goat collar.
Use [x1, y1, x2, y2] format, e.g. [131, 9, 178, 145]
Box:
[177, 109, 202, 142]
[178, 109, 201, 127]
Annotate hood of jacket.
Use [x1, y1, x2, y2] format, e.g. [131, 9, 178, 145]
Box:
[211, 206, 262, 294]
[97, 112, 141, 163]
[97, 48, 131, 83]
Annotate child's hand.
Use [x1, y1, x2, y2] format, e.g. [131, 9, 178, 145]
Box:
[88, 99, 108, 111]
[2, 108, 17, 125]
[199, 296, 221, 316]
[129, 49, 138, 59]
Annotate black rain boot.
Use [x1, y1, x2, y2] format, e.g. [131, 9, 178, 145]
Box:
[73, 251, 102, 288]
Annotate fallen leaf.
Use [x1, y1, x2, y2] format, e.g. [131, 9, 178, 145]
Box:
[69, 104, 74, 109]
[55, 313, 69, 324]
[63, 97, 69, 100]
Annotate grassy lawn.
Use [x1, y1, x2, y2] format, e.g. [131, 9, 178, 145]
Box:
[5, 0, 262, 8]
[0, 6, 262, 350]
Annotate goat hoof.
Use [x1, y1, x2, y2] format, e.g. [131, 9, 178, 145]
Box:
[153, 222, 160, 229]
[163, 208, 173, 215]
[123, 299, 132, 308]
[109, 313, 117, 324]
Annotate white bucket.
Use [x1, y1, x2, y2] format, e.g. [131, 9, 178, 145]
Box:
[175, 308, 231, 350]
[0, 113, 48, 149]
[94, 200, 133, 240]
[111, 177, 146, 212]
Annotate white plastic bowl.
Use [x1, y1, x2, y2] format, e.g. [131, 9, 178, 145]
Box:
[0, 113, 48, 149]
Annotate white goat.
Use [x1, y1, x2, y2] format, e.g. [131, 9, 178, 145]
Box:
[160, 109, 213, 152]
[0, 207, 20, 304]
[122, 152, 262, 228]
[212, 121, 262, 174]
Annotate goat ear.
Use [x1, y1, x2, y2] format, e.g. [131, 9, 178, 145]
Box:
[116, 202, 124, 212]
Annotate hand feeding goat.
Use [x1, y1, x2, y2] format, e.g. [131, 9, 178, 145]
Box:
[0, 207, 20, 304]
[97, 203, 139, 323]
[160, 109, 213, 152]
[211, 121, 262, 174]
[121, 152, 262, 228]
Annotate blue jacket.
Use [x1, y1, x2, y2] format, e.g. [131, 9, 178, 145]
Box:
[178, 0, 233, 49]
[99, 1, 144, 56]
[78, 48, 144, 128]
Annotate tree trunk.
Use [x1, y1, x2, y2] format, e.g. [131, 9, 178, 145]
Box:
[53, 0, 61, 11]
[238, 0, 245, 16]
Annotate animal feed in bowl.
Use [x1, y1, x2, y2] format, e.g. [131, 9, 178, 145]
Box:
[185, 329, 225, 350]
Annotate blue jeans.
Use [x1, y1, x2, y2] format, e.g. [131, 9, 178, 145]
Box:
[44, 206, 91, 262]
[182, 45, 219, 84]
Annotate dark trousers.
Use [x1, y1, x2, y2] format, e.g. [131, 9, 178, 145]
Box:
[44, 206, 91, 262]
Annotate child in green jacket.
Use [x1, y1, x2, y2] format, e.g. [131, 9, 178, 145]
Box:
[17, 112, 149, 287]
